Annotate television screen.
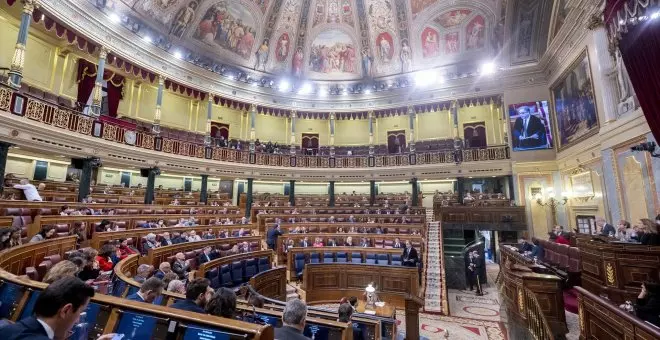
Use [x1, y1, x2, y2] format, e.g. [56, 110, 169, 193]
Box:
[111, 277, 127, 297]
[182, 325, 233, 340]
[68, 302, 104, 340]
[508, 101, 553, 151]
[114, 311, 158, 340]
[304, 324, 343, 340]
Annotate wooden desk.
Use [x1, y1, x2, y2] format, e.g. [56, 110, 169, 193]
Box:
[303, 263, 418, 308]
[355, 300, 396, 319]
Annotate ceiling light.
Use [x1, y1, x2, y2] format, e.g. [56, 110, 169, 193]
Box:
[652, 12, 660, 20]
[278, 80, 290, 92]
[415, 71, 436, 87]
[173, 50, 183, 59]
[227, 75, 235, 80]
[480, 62, 497, 75]
[298, 83, 312, 95]
[143, 35, 153, 43]
[109, 12, 120, 23]
[364, 89, 371, 95]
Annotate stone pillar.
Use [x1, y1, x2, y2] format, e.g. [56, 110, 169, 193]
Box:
[450, 100, 463, 162]
[200, 174, 209, 204]
[411, 178, 419, 207]
[7, 0, 38, 88]
[204, 95, 213, 146]
[77, 158, 100, 202]
[329, 112, 336, 156]
[328, 181, 335, 207]
[368, 111, 375, 155]
[369, 180, 376, 206]
[249, 104, 257, 153]
[588, 14, 620, 123]
[246, 178, 253, 218]
[289, 180, 296, 206]
[456, 177, 465, 205]
[0, 142, 12, 194]
[88, 46, 110, 117]
[290, 110, 297, 155]
[408, 106, 416, 153]
[152, 75, 165, 134]
[143, 167, 160, 204]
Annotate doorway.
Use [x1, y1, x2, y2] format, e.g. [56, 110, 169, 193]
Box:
[387, 130, 406, 154]
[211, 122, 229, 146]
[301, 133, 319, 155]
[463, 122, 487, 148]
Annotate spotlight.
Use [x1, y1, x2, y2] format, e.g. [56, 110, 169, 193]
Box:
[227, 74, 235, 80]
[652, 12, 660, 20]
[278, 80, 290, 92]
[298, 83, 312, 95]
[415, 71, 435, 87]
[173, 50, 183, 59]
[109, 12, 121, 23]
[143, 35, 153, 43]
[481, 62, 497, 75]
[364, 89, 371, 95]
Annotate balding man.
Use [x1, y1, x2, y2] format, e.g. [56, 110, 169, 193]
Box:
[154, 262, 172, 279]
[275, 299, 310, 340]
[172, 253, 190, 279]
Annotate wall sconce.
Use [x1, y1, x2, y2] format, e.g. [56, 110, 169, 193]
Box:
[535, 188, 568, 226]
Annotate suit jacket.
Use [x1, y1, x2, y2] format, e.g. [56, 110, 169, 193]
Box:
[600, 224, 616, 236]
[512, 114, 546, 149]
[197, 252, 216, 264]
[640, 233, 660, 246]
[126, 292, 145, 303]
[154, 270, 166, 279]
[274, 326, 311, 340]
[392, 242, 402, 249]
[299, 240, 310, 247]
[170, 299, 206, 314]
[266, 228, 283, 247]
[2, 316, 51, 340]
[161, 238, 173, 246]
[636, 295, 660, 327]
[172, 260, 189, 279]
[402, 247, 419, 266]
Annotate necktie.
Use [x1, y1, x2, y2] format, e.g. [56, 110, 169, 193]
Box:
[524, 118, 529, 134]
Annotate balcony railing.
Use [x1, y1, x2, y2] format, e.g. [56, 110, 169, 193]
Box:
[0, 85, 510, 168]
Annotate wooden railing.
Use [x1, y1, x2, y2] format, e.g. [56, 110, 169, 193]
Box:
[520, 285, 554, 340]
[1, 84, 510, 168]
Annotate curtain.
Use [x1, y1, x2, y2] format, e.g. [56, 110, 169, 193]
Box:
[76, 59, 124, 117]
[619, 21, 660, 142]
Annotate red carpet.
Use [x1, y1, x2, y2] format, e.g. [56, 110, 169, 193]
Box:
[563, 288, 579, 314]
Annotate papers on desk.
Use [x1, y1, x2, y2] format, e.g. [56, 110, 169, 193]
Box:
[364, 310, 376, 315]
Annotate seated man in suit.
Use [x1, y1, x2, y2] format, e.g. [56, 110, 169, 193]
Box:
[359, 237, 370, 248]
[299, 236, 310, 248]
[153, 262, 172, 280]
[402, 240, 419, 267]
[172, 253, 191, 280]
[2, 277, 96, 340]
[126, 277, 165, 304]
[133, 264, 154, 284]
[596, 217, 616, 237]
[170, 278, 214, 314]
[160, 232, 174, 246]
[516, 238, 533, 253]
[142, 233, 160, 254]
[197, 246, 219, 265]
[392, 237, 403, 249]
[338, 303, 364, 340]
[327, 238, 338, 247]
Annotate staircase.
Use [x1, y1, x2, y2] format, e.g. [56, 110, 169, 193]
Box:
[423, 210, 447, 314]
[286, 284, 299, 301]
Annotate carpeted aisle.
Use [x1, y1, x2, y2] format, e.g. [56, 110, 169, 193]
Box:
[423, 220, 446, 314]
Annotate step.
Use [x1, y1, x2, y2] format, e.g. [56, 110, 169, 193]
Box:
[286, 292, 299, 301]
[286, 285, 297, 294]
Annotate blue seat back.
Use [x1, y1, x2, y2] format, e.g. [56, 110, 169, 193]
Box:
[257, 257, 270, 273]
[391, 254, 402, 266]
[336, 252, 347, 263]
[295, 253, 306, 273]
[323, 252, 335, 263]
[244, 258, 258, 279]
[231, 261, 244, 283]
[205, 268, 220, 289]
[376, 254, 389, 265]
[310, 253, 321, 264]
[350, 253, 362, 263]
[220, 264, 232, 286]
[366, 253, 376, 264]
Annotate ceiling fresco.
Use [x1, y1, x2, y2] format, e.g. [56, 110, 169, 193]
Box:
[94, 0, 552, 84]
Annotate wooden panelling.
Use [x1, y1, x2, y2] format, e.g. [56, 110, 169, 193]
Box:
[249, 267, 287, 301]
[0, 236, 77, 275]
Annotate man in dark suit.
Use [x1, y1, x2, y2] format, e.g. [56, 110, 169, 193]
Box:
[160, 232, 173, 246]
[327, 238, 337, 247]
[392, 237, 403, 249]
[466, 251, 484, 295]
[3, 277, 96, 340]
[126, 277, 165, 304]
[402, 240, 419, 267]
[597, 217, 616, 237]
[172, 252, 191, 280]
[512, 106, 547, 150]
[267, 225, 283, 250]
[170, 278, 213, 314]
[274, 299, 310, 340]
[197, 246, 218, 264]
[338, 303, 364, 340]
[153, 262, 172, 280]
[299, 237, 310, 248]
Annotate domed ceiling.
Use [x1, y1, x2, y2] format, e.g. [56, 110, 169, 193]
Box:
[103, 0, 523, 81]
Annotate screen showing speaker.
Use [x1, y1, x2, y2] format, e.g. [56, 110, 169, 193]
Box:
[508, 101, 553, 151]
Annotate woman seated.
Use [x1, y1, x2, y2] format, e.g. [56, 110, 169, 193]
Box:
[635, 282, 660, 327]
[313, 237, 324, 247]
[96, 244, 116, 273]
[639, 218, 660, 246]
[30, 225, 56, 243]
[116, 238, 137, 260]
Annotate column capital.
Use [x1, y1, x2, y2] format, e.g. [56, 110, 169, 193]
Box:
[98, 46, 110, 60]
[290, 110, 297, 118]
[407, 105, 416, 115]
[329, 112, 335, 120]
[208, 93, 215, 103]
[158, 74, 166, 86]
[250, 104, 257, 113]
[22, 0, 39, 15]
[368, 110, 374, 118]
[587, 12, 604, 30]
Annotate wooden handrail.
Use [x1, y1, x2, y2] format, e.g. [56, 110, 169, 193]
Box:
[0, 236, 77, 275]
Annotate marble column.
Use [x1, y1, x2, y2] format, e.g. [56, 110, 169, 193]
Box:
[0, 142, 12, 194]
[249, 104, 257, 153]
[290, 110, 297, 155]
[204, 95, 213, 146]
[588, 14, 620, 123]
[143, 167, 160, 204]
[369, 180, 376, 206]
[246, 178, 253, 218]
[411, 178, 419, 207]
[77, 158, 99, 202]
[408, 105, 416, 153]
[88, 47, 110, 117]
[329, 112, 336, 156]
[152, 75, 165, 134]
[368, 111, 375, 155]
[450, 100, 462, 163]
[328, 181, 335, 207]
[200, 174, 208, 204]
[7, 0, 38, 89]
[289, 180, 296, 206]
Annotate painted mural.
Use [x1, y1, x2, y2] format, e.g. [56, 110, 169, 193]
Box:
[421, 27, 440, 58]
[444, 32, 459, 54]
[411, 0, 440, 18]
[376, 32, 394, 63]
[275, 33, 291, 62]
[313, 0, 355, 27]
[466, 15, 486, 50]
[551, 51, 599, 150]
[551, 0, 569, 39]
[308, 30, 358, 74]
[434, 9, 472, 28]
[194, 1, 258, 59]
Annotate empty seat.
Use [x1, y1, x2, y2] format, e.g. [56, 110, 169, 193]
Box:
[205, 268, 220, 289]
[376, 254, 389, 265]
[568, 247, 580, 273]
[365, 254, 376, 264]
[391, 254, 402, 266]
[350, 253, 362, 263]
[231, 261, 245, 285]
[244, 259, 258, 281]
[336, 252, 347, 263]
[257, 257, 270, 273]
[219, 264, 232, 287]
[310, 253, 321, 264]
[323, 252, 335, 263]
[294, 254, 306, 279]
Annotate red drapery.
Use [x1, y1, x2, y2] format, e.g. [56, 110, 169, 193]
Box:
[76, 59, 124, 117]
[618, 20, 660, 142]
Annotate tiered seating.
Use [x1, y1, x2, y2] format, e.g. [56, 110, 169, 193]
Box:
[251, 205, 426, 222]
[195, 250, 274, 289]
[142, 236, 262, 267]
[533, 238, 581, 285]
[258, 213, 424, 234]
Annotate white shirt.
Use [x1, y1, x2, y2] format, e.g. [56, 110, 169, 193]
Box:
[14, 184, 42, 201]
[37, 318, 55, 340]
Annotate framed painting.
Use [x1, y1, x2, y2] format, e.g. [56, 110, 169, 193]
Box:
[551, 49, 599, 151]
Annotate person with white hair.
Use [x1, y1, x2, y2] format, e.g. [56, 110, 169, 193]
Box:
[13, 179, 42, 201]
[143, 233, 160, 253]
[167, 279, 186, 294]
[275, 298, 310, 339]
